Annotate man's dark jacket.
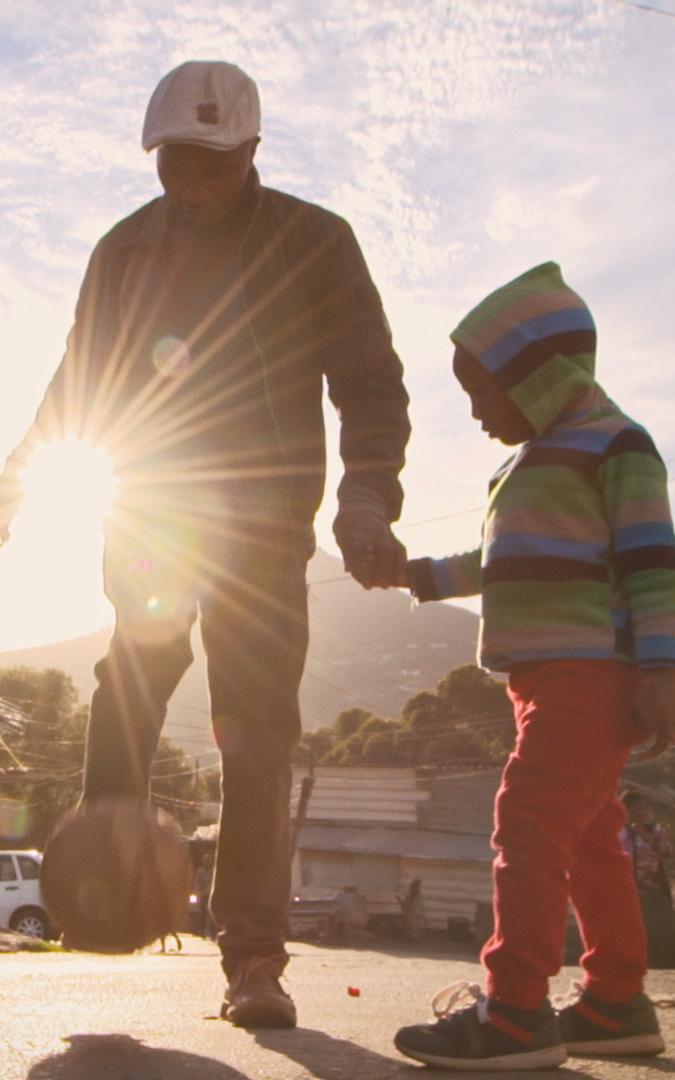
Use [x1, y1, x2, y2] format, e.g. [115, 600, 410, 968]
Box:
[4, 171, 410, 541]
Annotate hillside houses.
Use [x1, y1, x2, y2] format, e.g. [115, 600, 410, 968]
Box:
[290, 765, 500, 933]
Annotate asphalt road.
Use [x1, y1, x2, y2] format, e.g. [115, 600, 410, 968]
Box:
[1, 935, 675, 1079]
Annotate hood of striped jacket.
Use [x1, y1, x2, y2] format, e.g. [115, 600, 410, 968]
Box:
[450, 262, 599, 438]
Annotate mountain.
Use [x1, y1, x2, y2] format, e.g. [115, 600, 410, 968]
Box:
[0, 549, 479, 756]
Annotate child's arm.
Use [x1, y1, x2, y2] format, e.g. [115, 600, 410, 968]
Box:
[600, 428, 675, 756]
[632, 669, 675, 757]
[407, 549, 482, 601]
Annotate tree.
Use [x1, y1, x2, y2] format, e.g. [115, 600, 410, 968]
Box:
[436, 664, 512, 753]
[361, 731, 402, 765]
[400, 691, 439, 733]
[322, 730, 366, 765]
[293, 727, 334, 767]
[321, 713, 397, 766]
[150, 736, 204, 835]
[0, 665, 205, 844]
[358, 716, 394, 738]
[436, 664, 509, 721]
[289, 664, 513, 769]
[0, 667, 87, 845]
[333, 707, 371, 739]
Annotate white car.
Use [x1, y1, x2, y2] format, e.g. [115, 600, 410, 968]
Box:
[0, 849, 55, 939]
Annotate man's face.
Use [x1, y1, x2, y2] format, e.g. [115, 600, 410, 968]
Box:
[156, 139, 259, 228]
[452, 346, 533, 445]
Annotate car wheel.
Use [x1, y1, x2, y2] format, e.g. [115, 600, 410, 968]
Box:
[10, 907, 49, 939]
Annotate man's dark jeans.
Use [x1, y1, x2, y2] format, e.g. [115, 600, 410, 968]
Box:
[82, 512, 309, 973]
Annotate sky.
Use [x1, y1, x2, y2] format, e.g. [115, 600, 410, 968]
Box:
[0, 0, 674, 652]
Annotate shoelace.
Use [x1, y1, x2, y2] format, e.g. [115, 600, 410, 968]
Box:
[430, 979, 489, 1023]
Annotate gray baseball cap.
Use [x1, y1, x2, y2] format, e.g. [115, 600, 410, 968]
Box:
[142, 60, 261, 152]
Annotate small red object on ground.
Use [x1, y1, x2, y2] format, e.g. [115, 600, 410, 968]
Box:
[347, 986, 361, 996]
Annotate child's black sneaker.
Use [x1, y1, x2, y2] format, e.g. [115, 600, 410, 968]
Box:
[557, 988, 665, 1056]
[394, 980, 567, 1071]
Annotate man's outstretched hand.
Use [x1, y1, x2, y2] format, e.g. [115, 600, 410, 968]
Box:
[633, 668, 675, 759]
[333, 509, 408, 589]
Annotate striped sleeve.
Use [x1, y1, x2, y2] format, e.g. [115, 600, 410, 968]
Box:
[600, 427, 675, 666]
[408, 549, 482, 602]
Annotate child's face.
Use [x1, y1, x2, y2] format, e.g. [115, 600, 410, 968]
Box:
[452, 346, 534, 445]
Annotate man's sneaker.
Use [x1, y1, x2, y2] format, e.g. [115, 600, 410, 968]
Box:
[221, 955, 297, 1028]
[394, 980, 567, 1071]
[557, 988, 665, 1056]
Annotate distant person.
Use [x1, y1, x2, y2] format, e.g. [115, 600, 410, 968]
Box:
[160, 931, 183, 953]
[621, 790, 675, 967]
[194, 850, 216, 940]
[0, 60, 409, 1027]
[397, 878, 425, 942]
[392, 263, 674, 1070]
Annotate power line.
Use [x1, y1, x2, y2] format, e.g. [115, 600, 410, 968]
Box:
[398, 506, 485, 530]
[302, 668, 395, 718]
[606, 0, 675, 17]
[151, 791, 211, 810]
[151, 755, 222, 781]
[152, 781, 308, 810]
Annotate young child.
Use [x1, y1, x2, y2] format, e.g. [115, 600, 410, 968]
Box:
[394, 262, 675, 1071]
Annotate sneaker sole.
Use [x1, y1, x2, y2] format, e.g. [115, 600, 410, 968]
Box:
[394, 1038, 568, 1071]
[223, 997, 297, 1029]
[565, 1032, 665, 1057]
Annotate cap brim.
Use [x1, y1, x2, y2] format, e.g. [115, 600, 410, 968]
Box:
[144, 135, 256, 153]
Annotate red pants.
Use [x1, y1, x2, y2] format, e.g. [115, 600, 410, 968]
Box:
[482, 660, 647, 1009]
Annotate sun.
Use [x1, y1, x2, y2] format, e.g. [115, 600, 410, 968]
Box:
[19, 437, 117, 537]
[0, 437, 119, 650]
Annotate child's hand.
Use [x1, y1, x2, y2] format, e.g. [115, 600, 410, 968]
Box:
[333, 509, 407, 589]
[632, 669, 675, 758]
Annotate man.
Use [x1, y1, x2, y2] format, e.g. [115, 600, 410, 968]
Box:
[0, 61, 409, 1027]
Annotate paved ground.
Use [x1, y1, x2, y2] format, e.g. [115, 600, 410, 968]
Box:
[1, 934, 675, 1079]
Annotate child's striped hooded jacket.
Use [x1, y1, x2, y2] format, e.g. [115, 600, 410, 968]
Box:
[409, 262, 675, 672]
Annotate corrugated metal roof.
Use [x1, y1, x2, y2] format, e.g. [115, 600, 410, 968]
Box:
[291, 766, 429, 825]
[291, 765, 500, 834]
[421, 769, 501, 834]
[298, 823, 492, 863]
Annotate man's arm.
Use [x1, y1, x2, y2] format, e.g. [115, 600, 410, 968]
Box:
[312, 217, 411, 587]
[0, 240, 110, 544]
[0, 358, 70, 544]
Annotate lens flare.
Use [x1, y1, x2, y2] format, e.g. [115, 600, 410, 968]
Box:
[20, 437, 117, 531]
[152, 336, 191, 377]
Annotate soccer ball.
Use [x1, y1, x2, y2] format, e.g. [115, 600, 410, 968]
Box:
[40, 797, 194, 953]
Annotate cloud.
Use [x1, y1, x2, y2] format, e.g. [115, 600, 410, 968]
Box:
[484, 176, 602, 245]
[0, 0, 674, 626]
[0, 0, 626, 295]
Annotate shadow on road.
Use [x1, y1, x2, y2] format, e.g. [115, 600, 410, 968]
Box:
[255, 1027, 406, 1079]
[254, 1027, 600, 1080]
[27, 1034, 253, 1080]
[609, 1057, 675, 1074]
